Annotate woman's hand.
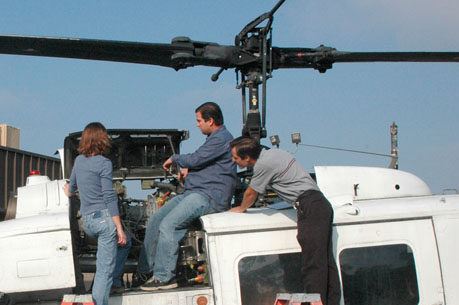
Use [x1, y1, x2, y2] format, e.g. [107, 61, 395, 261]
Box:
[117, 228, 127, 246]
[63, 183, 73, 197]
[112, 215, 127, 246]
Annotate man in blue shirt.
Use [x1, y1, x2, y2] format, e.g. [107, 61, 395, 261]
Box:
[138, 102, 237, 291]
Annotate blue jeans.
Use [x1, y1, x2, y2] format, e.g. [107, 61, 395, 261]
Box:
[139, 192, 213, 282]
[112, 233, 132, 287]
[82, 209, 117, 305]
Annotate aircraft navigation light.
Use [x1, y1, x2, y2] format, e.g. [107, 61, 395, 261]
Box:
[270, 135, 280, 148]
[291, 132, 301, 145]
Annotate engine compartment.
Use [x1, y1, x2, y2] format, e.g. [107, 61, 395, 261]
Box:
[71, 191, 208, 290]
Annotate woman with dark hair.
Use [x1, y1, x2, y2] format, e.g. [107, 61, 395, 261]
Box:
[65, 122, 127, 305]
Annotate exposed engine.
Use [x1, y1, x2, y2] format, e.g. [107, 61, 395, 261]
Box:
[74, 178, 208, 289]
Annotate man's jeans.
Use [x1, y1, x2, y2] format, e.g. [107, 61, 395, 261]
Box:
[82, 209, 117, 305]
[139, 192, 213, 282]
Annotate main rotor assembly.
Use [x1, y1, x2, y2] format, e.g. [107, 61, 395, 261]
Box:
[0, 0, 458, 139]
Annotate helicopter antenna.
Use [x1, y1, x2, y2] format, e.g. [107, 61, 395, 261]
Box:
[296, 143, 394, 159]
[280, 122, 399, 168]
[388, 122, 399, 169]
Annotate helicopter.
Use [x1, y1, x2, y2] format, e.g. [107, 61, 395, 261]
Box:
[0, 1, 458, 305]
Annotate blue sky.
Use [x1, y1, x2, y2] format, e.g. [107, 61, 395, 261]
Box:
[0, 0, 458, 194]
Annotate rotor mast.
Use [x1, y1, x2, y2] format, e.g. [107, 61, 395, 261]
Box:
[236, 0, 286, 140]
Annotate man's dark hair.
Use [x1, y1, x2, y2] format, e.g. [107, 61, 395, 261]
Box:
[195, 102, 224, 125]
[230, 136, 262, 160]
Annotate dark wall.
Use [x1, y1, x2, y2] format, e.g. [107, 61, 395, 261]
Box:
[0, 146, 62, 219]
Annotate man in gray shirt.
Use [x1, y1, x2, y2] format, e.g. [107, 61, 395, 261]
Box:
[138, 102, 237, 291]
[229, 136, 341, 305]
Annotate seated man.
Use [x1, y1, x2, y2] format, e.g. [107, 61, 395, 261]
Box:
[136, 102, 237, 291]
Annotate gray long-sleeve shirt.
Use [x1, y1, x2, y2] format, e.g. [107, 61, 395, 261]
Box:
[69, 154, 119, 217]
[171, 125, 237, 212]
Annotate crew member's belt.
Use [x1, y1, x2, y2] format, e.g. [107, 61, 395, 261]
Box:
[294, 189, 322, 209]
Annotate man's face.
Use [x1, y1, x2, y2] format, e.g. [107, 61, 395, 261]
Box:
[231, 147, 252, 168]
[196, 111, 213, 135]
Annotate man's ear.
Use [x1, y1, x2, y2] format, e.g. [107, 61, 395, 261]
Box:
[207, 117, 215, 126]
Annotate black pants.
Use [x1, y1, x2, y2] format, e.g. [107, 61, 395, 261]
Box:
[296, 190, 341, 305]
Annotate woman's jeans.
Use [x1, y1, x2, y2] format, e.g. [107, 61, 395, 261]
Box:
[82, 209, 117, 305]
[112, 233, 132, 287]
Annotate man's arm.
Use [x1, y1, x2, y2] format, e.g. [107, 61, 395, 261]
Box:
[230, 186, 258, 213]
[163, 157, 174, 171]
[163, 157, 188, 180]
[173, 135, 227, 169]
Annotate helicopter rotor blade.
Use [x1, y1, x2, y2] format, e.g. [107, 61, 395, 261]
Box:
[272, 46, 459, 72]
[2, 35, 459, 74]
[0, 35, 255, 70]
[332, 51, 459, 63]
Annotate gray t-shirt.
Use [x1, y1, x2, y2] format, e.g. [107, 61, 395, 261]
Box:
[250, 148, 319, 203]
